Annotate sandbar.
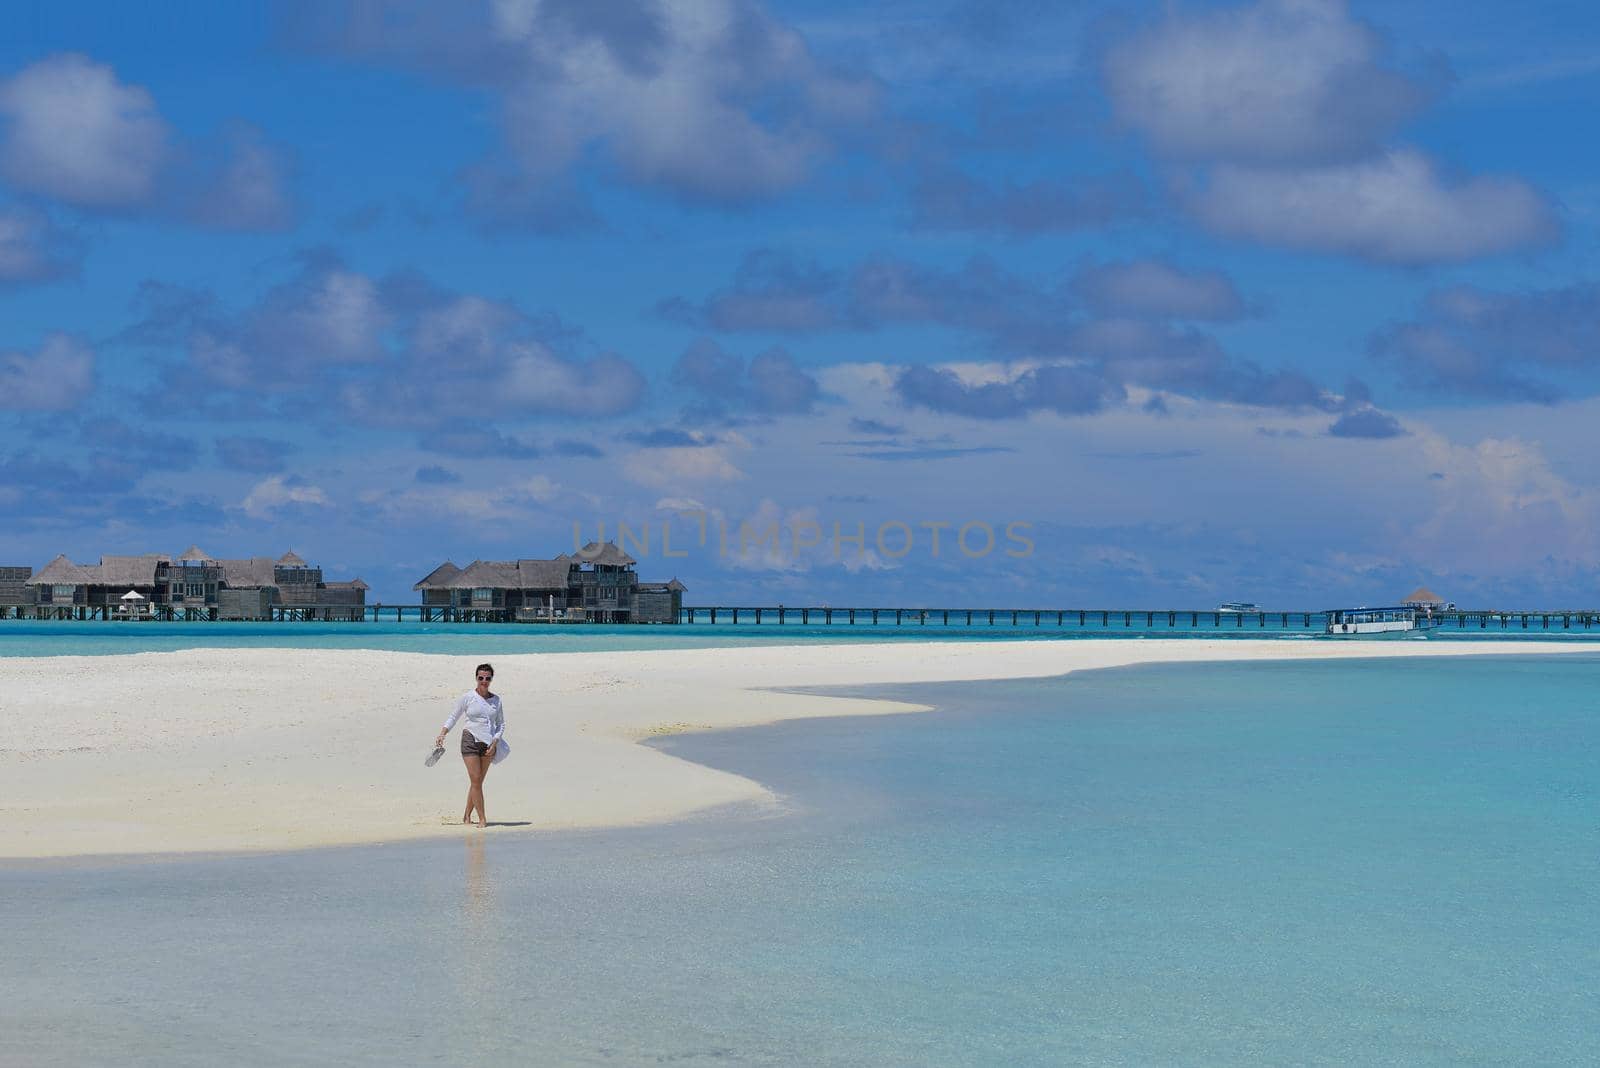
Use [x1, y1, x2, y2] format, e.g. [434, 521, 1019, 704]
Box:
[2, 638, 1594, 859]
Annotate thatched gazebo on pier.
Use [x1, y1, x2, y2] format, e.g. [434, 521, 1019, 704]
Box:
[1402, 586, 1451, 610]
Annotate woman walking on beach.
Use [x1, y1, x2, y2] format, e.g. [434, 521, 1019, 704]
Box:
[435, 663, 508, 827]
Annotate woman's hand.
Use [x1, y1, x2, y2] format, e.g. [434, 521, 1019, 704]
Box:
[486, 741, 498, 760]
[434, 731, 446, 748]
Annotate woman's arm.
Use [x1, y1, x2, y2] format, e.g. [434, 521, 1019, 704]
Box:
[435, 694, 467, 744]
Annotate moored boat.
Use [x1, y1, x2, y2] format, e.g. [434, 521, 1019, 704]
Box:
[1324, 605, 1435, 637]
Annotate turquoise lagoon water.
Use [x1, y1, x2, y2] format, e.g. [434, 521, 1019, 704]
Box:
[3, 616, 1597, 656]
[3, 654, 1597, 1064]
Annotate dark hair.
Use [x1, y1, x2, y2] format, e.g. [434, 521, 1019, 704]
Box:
[475, 663, 494, 678]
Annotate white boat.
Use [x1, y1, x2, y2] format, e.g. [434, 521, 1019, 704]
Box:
[1324, 606, 1435, 637]
[1217, 601, 1261, 613]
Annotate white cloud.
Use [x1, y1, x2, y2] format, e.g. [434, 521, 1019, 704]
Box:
[623, 444, 745, 489]
[242, 476, 331, 518]
[144, 259, 649, 421]
[482, 0, 878, 203]
[0, 207, 82, 285]
[1371, 281, 1600, 402]
[516, 474, 561, 504]
[1104, 0, 1434, 164]
[0, 333, 94, 410]
[183, 262, 389, 389]
[358, 484, 518, 524]
[1410, 434, 1599, 572]
[1072, 258, 1247, 321]
[817, 361, 896, 394]
[0, 53, 294, 229]
[323, 274, 388, 357]
[182, 122, 296, 231]
[499, 345, 645, 415]
[1186, 150, 1557, 264]
[412, 295, 519, 371]
[674, 499, 898, 575]
[401, 293, 646, 416]
[838, 545, 895, 573]
[718, 498, 811, 573]
[187, 332, 255, 390]
[1103, 1, 1560, 265]
[0, 53, 170, 207]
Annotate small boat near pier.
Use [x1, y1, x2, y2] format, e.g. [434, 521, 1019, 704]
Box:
[1324, 605, 1436, 637]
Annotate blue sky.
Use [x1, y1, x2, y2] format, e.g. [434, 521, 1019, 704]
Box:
[2, 0, 1598, 607]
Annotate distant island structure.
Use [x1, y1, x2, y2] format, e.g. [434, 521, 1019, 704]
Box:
[3, 559, 1592, 631]
[1, 547, 366, 620]
[1402, 586, 1454, 611]
[415, 541, 686, 623]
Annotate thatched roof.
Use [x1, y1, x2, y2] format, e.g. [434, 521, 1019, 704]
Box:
[26, 548, 345, 590]
[413, 561, 462, 591]
[98, 554, 168, 586]
[572, 540, 636, 567]
[217, 557, 278, 588]
[455, 561, 521, 589]
[327, 579, 369, 590]
[31, 554, 165, 587]
[28, 555, 93, 585]
[639, 578, 687, 592]
[517, 556, 577, 588]
[1403, 586, 1446, 606]
[415, 556, 577, 590]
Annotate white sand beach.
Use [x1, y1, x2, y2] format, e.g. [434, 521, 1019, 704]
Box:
[1, 638, 1594, 860]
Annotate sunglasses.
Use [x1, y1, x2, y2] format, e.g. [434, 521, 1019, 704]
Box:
[477, 675, 493, 681]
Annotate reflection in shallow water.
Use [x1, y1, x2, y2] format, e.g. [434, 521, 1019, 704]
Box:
[464, 833, 492, 923]
[458, 833, 508, 1016]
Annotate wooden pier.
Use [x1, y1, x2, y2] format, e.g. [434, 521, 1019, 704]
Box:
[1, 603, 1597, 631]
[676, 607, 1600, 632]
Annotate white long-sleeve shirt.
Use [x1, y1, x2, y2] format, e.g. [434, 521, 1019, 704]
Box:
[442, 690, 508, 763]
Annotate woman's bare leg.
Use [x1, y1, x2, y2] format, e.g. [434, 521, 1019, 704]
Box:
[477, 753, 491, 827]
[470, 754, 487, 826]
[461, 752, 485, 824]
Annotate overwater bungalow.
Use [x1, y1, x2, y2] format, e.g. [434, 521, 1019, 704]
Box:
[23, 547, 366, 620]
[0, 566, 37, 608]
[414, 541, 684, 623]
[636, 579, 688, 623]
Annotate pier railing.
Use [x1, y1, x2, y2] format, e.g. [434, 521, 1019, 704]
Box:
[681, 607, 1599, 630]
[1, 602, 1596, 631]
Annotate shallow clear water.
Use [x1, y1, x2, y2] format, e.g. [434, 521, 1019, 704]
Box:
[2, 617, 1596, 656]
[3, 655, 1596, 1064]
